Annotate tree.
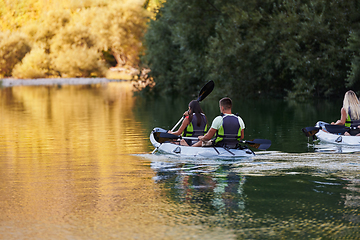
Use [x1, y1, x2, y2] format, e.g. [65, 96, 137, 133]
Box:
[12, 48, 51, 78]
[143, 0, 360, 99]
[92, 0, 150, 67]
[0, 31, 31, 77]
[142, 0, 221, 95]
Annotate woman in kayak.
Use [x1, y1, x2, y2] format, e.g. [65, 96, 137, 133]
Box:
[168, 100, 208, 145]
[331, 90, 360, 136]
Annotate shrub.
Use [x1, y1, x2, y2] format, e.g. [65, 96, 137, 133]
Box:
[52, 47, 106, 77]
[51, 24, 97, 53]
[12, 48, 51, 79]
[92, 0, 150, 67]
[0, 31, 31, 77]
[34, 10, 72, 54]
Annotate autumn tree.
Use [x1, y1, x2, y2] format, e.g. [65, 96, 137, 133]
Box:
[91, 0, 150, 67]
[0, 31, 31, 77]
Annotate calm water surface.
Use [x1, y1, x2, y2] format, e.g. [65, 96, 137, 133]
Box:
[0, 81, 359, 239]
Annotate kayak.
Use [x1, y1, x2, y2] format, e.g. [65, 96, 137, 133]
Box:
[150, 128, 255, 158]
[314, 121, 360, 145]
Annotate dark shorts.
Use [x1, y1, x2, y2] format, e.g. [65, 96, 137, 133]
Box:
[348, 129, 360, 136]
[184, 138, 194, 146]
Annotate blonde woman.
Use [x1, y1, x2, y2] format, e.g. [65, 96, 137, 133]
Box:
[331, 90, 360, 136]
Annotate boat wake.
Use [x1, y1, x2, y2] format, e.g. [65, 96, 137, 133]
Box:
[135, 148, 360, 178]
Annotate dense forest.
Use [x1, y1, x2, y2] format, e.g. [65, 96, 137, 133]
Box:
[142, 0, 360, 99]
[1, 0, 360, 99]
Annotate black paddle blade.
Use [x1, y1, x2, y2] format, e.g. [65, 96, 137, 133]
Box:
[245, 139, 271, 150]
[197, 80, 214, 102]
[324, 124, 349, 134]
[302, 127, 320, 137]
[159, 132, 180, 139]
[153, 132, 180, 143]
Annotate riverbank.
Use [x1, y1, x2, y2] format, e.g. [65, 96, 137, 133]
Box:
[0, 78, 128, 88]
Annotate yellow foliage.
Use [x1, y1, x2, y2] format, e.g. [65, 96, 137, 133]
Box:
[12, 48, 51, 79]
[0, 31, 31, 77]
[52, 47, 106, 78]
[0, 0, 155, 77]
[91, 0, 150, 66]
[51, 24, 97, 53]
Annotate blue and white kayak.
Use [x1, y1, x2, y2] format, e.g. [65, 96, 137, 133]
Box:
[315, 121, 360, 145]
[150, 128, 255, 158]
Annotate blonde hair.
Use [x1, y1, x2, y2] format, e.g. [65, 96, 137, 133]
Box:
[343, 90, 360, 120]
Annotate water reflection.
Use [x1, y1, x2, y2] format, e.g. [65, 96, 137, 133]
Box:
[1, 82, 360, 239]
[150, 158, 360, 238]
[0, 82, 149, 158]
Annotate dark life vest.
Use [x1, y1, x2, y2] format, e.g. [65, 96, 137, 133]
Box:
[182, 113, 208, 137]
[215, 114, 242, 148]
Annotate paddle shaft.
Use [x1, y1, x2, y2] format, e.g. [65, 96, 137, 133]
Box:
[171, 116, 185, 132]
[157, 132, 271, 150]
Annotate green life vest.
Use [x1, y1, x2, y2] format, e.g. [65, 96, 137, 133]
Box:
[182, 113, 208, 137]
[215, 114, 242, 147]
[345, 109, 360, 127]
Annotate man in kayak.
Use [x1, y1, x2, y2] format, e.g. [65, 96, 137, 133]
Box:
[192, 97, 245, 148]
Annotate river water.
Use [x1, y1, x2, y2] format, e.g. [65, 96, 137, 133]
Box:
[0, 81, 359, 239]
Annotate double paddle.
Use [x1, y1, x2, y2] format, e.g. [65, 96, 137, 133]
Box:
[302, 124, 357, 137]
[156, 131, 272, 150]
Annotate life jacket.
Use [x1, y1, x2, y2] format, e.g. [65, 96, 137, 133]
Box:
[214, 114, 242, 148]
[345, 108, 360, 127]
[182, 113, 208, 137]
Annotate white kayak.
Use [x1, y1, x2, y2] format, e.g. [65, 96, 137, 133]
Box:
[150, 128, 255, 158]
[315, 121, 360, 145]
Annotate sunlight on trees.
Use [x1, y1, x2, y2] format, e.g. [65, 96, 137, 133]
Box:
[12, 48, 51, 78]
[0, 0, 151, 79]
[91, 0, 149, 67]
[0, 31, 31, 77]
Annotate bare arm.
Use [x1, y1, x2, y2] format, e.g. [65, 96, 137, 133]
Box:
[198, 128, 217, 142]
[168, 117, 190, 136]
[331, 108, 347, 125]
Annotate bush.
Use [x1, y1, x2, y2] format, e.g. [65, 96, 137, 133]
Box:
[12, 48, 51, 78]
[92, 0, 150, 67]
[0, 31, 31, 77]
[34, 10, 72, 54]
[52, 47, 106, 77]
[51, 24, 97, 53]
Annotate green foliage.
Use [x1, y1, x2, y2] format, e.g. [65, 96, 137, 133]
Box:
[142, 0, 221, 95]
[346, 0, 360, 92]
[12, 48, 52, 78]
[347, 31, 360, 89]
[143, 0, 360, 99]
[0, 31, 31, 77]
[208, 0, 354, 98]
